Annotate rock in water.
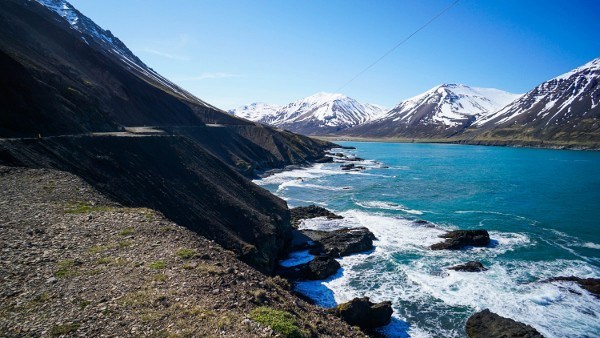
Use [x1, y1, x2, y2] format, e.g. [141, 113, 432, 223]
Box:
[334, 297, 393, 330]
[277, 255, 340, 280]
[448, 261, 488, 272]
[306, 255, 341, 280]
[289, 205, 343, 227]
[466, 309, 544, 338]
[431, 230, 490, 250]
[302, 227, 375, 257]
[542, 276, 600, 298]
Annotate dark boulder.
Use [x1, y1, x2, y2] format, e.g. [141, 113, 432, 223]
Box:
[314, 156, 334, 163]
[305, 255, 341, 280]
[448, 261, 488, 272]
[334, 297, 393, 330]
[340, 163, 355, 170]
[431, 230, 490, 250]
[466, 309, 543, 338]
[290, 205, 343, 227]
[277, 255, 340, 280]
[302, 227, 375, 257]
[542, 276, 600, 298]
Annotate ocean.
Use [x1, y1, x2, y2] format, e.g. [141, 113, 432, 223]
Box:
[254, 142, 600, 338]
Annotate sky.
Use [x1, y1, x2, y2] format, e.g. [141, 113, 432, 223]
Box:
[69, 0, 600, 110]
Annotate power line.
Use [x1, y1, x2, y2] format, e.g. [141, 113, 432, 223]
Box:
[337, 0, 461, 91]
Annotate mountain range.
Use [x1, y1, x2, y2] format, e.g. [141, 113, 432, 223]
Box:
[231, 59, 600, 148]
[230, 92, 386, 135]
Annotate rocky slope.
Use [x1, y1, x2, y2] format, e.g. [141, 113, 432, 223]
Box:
[0, 166, 365, 337]
[0, 0, 336, 272]
[463, 58, 600, 148]
[343, 84, 520, 138]
[230, 92, 386, 135]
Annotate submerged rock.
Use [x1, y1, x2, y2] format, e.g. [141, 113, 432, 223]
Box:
[334, 297, 393, 330]
[466, 309, 543, 338]
[302, 227, 375, 257]
[447, 261, 488, 272]
[542, 276, 600, 298]
[289, 205, 343, 227]
[431, 230, 490, 250]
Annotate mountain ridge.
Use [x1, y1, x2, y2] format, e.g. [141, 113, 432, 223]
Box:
[343, 84, 520, 138]
[230, 92, 386, 135]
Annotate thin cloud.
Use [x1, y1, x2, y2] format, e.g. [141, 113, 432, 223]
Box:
[140, 48, 190, 61]
[177, 72, 245, 81]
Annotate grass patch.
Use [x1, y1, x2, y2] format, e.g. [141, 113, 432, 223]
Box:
[159, 226, 174, 232]
[50, 323, 80, 337]
[196, 263, 222, 275]
[152, 273, 167, 282]
[118, 227, 135, 236]
[96, 256, 113, 265]
[149, 260, 166, 270]
[175, 248, 196, 259]
[249, 307, 306, 338]
[88, 244, 113, 253]
[118, 240, 132, 248]
[65, 202, 112, 214]
[55, 259, 78, 278]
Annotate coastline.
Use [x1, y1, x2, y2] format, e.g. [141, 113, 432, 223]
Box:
[257, 142, 600, 337]
[313, 135, 600, 151]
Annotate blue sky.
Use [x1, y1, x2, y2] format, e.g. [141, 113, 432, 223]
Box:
[69, 0, 600, 110]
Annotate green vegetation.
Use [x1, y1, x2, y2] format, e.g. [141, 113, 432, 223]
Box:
[175, 248, 196, 259]
[50, 323, 80, 337]
[149, 260, 166, 270]
[65, 202, 112, 214]
[249, 307, 305, 338]
[55, 259, 78, 278]
[96, 256, 113, 265]
[118, 227, 135, 236]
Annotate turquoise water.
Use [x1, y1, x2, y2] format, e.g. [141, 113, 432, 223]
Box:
[255, 142, 600, 338]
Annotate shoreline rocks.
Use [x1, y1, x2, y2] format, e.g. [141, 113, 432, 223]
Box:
[333, 297, 393, 330]
[466, 309, 543, 338]
[541, 276, 600, 298]
[290, 205, 343, 227]
[431, 230, 490, 250]
[302, 228, 376, 257]
[277, 255, 341, 280]
[447, 261, 488, 272]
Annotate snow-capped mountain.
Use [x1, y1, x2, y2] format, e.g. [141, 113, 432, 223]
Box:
[229, 103, 282, 121]
[34, 0, 206, 105]
[465, 57, 600, 147]
[474, 58, 600, 127]
[344, 84, 520, 138]
[230, 92, 387, 135]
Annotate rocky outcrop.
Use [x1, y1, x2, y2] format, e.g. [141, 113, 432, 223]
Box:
[333, 297, 393, 330]
[542, 276, 600, 298]
[340, 163, 366, 171]
[431, 230, 490, 250]
[448, 261, 488, 272]
[290, 205, 343, 227]
[277, 255, 341, 280]
[466, 309, 543, 338]
[302, 228, 375, 257]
